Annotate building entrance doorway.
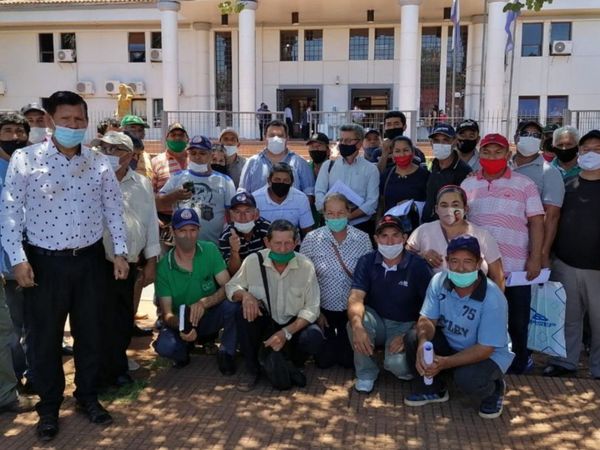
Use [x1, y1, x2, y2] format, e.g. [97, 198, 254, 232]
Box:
[276, 88, 319, 139]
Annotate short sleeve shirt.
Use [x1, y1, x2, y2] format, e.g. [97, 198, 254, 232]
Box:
[218, 217, 271, 262]
[380, 165, 430, 212]
[420, 272, 515, 373]
[252, 185, 314, 230]
[512, 154, 565, 207]
[155, 241, 227, 313]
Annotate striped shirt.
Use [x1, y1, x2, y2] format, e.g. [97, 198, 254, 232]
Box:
[218, 217, 271, 263]
[461, 168, 544, 273]
[151, 151, 187, 194]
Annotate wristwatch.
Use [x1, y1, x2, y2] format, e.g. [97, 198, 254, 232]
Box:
[282, 327, 293, 341]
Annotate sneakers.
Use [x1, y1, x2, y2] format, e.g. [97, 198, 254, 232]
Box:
[479, 379, 505, 419]
[404, 390, 449, 406]
[354, 378, 375, 394]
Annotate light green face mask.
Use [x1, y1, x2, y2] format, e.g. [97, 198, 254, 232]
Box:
[325, 217, 348, 233]
[448, 270, 478, 288]
[268, 250, 295, 264]
[166, 139, 187, 153]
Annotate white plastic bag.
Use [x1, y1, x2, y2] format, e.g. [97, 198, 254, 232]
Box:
[527, 281, 567, 358]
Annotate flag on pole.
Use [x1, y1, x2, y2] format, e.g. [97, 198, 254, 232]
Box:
[505, 1, 520, 53]
[451, 0, 461, 52]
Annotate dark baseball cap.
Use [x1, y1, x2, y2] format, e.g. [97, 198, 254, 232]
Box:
[543, 123, 560, 135]
[517, 120, 543, 135]
[230, 191, 257, 208]
[187, 135, 212, 151]
[306, 132, 330, 146]
[429, 123, 456, 139]
[20, 103, 45, 115]
[446, 235, 481, 258]
[375, 215, 405, 234]
[168, 122, 187, 134]
[364, 128, 381, 137]
[456, 119, 479, 134]
[172, 208, 200, 229]
[579, 129, 600, 146]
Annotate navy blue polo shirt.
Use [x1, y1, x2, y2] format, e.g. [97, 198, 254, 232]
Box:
[352, 250, 433, 322]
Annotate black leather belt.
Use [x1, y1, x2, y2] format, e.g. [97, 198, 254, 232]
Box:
[26, 240, 102, 257]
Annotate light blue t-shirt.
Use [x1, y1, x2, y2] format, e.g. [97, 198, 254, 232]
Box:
[420, 271, 515, 373]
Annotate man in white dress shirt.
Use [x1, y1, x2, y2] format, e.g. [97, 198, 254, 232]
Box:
[0, 91, 129, 442]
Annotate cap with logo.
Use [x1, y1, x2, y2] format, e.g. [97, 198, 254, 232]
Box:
[121, 114, 149, 128]
[306, 132, 330, 146]
[517, 120, 543, 135]
[446, 235, 481, 258]
[219, 127, 240, 141]
[230, 192, 257, 209]
[187, 135, 213, 151]
[172, 208, 200, 229]
[429, 123, 456, 139]
[375, 215, 405, 234]
[91, 131, 134, 152]
[480, 133, 509, 149]
[168, 122, 187, 134]
[456, 119, 480, 134]
[20, 103, 46, 116]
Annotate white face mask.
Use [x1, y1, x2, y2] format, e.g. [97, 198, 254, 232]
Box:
[437, 207, 465, 226]
[378, 243, 404, 260]
[188, 161, 209, 173]
[577, 151, 600, 171]
[106, 154, 122, 172]
[224, 145, 238, 157]
[517, 136, 541, 157]
[267, 136, 286, 155]
[432, 143, 452, 160]
[29, 127, 48, 144]
[234, 220, 255, 234]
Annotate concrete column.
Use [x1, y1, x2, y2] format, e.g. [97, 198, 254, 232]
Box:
[398, 0, 421, 138]
[483, 0, 508, 133]
[465, 15, 485, 120]
[192, 22, 211, 110]
[159, 0, 180, 112]
[238, 0, 257, 113]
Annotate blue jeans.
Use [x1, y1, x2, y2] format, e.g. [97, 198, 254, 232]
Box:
[346, 306, 414, 381]
[154, 300, 239, 363]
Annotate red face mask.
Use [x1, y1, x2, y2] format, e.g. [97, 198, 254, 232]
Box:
[480, 157, 507, 175]
[393, 154, 413, 168]
[542, 152, 555, 162]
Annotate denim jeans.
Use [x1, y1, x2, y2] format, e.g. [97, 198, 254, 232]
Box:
[346, 306, 414, 381]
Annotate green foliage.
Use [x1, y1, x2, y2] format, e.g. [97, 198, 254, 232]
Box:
[218, 0, 246, 15]
[504, 0, 553, 13]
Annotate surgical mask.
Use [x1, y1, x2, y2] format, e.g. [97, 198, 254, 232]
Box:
[224, 145, 238, 157]
[268, 250, 295, 264]
[234, 220, 255, 234]
[437, 207, 465, 226]
[53, 126, 86, 148]
[188, 162, 209, 173]
[517, 136, 541, 157]
[106, 154, 122, 171]
[338, 143, 357, 158]
[480, 157, 507, 175]
[378, 243, 404, 260]
[384, 128, 404, 140]
[0, 140, 28, 156]
[174, 235, 196, 252]
[28, 127, 48, 144]
[457, 139, 478, 154]
[577, 152, 600, 171]
[309, 150, 328, 164]
[448, 270, 479, 288]
[270, 182, 291, 197]
[166, 140, 187, 153]
[267, 136, 286, 154]
[554, 146, 578, 163]
[325, 217, 348, 233]
[432, 143, 452, 160]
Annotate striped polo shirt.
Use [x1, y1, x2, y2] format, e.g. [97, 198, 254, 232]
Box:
[461, 168, 544, 273]
[151, 151, 187, 193]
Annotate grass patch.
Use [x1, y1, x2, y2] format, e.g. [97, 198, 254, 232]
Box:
[99, 379, 149, 403]
[147, 356, 172, 371]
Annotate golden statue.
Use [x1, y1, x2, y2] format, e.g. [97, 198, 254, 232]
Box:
[116, 83, 135, 119]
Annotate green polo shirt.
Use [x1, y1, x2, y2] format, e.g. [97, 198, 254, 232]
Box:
[155, 241, 227, 313]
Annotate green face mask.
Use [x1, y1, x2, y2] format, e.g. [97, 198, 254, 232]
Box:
[268, 250, 295, 264]
[167, 139, 187, 153]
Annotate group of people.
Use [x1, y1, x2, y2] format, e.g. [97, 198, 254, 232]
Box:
[0, 91, 598, 442]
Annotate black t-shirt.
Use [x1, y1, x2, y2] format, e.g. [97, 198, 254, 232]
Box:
[554, 176, 600, 270]
[380, 165, 430, 212]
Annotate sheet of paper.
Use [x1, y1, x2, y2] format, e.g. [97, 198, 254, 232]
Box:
[505, 268, 551, 287]
[385, 200, 425, 218]
[327, 180, 364, 207]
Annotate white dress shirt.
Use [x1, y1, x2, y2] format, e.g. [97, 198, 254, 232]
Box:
[252, 185, 314, 230]
[0, 140, 127, 265]
[103, 169, 161, 263]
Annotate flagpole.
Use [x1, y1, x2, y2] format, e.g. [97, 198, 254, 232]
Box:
[451, 41, 457, 125]
[505, 13, 518, 137]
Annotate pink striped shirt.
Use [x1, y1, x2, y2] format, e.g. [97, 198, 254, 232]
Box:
[460, 168, 544, 272]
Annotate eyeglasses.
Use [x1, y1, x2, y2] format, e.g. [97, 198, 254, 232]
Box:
[519, 131, 542, 139]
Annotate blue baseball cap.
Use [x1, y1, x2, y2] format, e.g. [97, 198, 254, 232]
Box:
[230, 191, 257, 208]
[446, 235, 481, 258]
[429, 123, 456, 139]
[172, 208, 200, 229]
[187, 135, 213, 151]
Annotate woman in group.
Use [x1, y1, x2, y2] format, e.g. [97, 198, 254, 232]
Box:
[379, 136, 429, 214]
[407, 184, 505, 290]
[300, 193, 373, 368]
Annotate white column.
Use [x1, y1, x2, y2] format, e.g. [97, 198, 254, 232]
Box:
[483, 0, 508, 133]
[159, 0, 180, 112]
[398, 0, 421, 138]
[238, 0, 257, 113]
[192, 22, 211, 110]
[439, 24, 449, 114]
[465, 15, 485, 119]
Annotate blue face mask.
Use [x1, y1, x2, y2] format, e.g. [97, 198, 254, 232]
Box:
[53, 125, 87, 148]
[325, 217, 348, 233]
[448, 270, 478, 288]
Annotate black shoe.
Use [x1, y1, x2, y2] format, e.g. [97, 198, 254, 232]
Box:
[237, 370, 260, 392]
[132, 325, 153, 337]
[289, 366, 307, 388]
[114, 374, 134, 388]
[76, 400, 113, 425]
[217, 352, 236, 376]
[61, 345, 74, 356]
[17, 379, 36, 396]
[172, 356, 190, 369]
[36, 415, 59, 442]
[0, 397, 36, 414]
[543, 364, 577, 378]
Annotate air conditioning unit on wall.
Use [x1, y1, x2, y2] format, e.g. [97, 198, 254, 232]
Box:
[76, 81, 94, 95]
[57, 49, 76, 62]
[150, 48, 162, 62]
[105, 80, 121, 94]
[128, 81, 146, 96]
[551, 40, 572, 56]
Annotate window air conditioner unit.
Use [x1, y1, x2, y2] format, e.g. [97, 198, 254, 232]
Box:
[128, 81, 146, 96]
[150, 48, 162, 62]
[76, 81, 94, 95]
[0, 81, 5, 95]
[551, 40, 572, 56]
[105, 80, 121, 95]
[57, 49, 76, 62]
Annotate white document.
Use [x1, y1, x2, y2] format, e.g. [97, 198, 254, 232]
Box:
[385, 200, 426, 218]
[179, 304, 186, 331]
[327, 180, 364, 207]
[505, 268, 551, 287]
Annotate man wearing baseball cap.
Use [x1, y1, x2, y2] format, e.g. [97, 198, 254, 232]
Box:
[347, 215, 432, 393]
[456, 119, 481, 171]
[362, 129, 381, 163]
[120, 115, 149, 140]
[151, 122, 189, 195]
[218, 127, 246, 188]
[461, 133, 544, 374]
[306, 132, 331, 226]
[20, 103, 49, 144]
[218, 192, 271, 275]
[157, 135, 236, 244]
[422, 123, 472, 223]
[153, 207, 238, 374]
[404, 235, 513, 419]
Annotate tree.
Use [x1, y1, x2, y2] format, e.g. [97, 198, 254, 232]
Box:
[217, 1, 246, 15]
[504, 0, 553, 12]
